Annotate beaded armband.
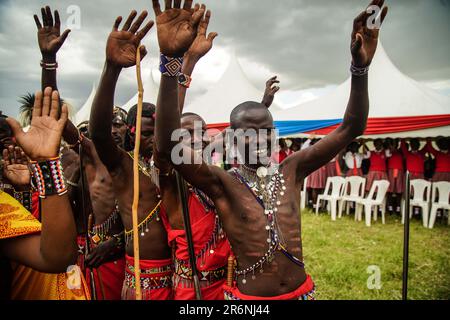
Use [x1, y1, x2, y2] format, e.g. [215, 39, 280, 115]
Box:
[40, 60, 58, 71]
[29, 157, 67, 198]
[13, 190, 32, 212]
[159, 53, 183, 77]
[350, 63, 370, 76]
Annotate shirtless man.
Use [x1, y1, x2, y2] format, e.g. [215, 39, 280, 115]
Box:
[34, 6, 126, 299]
[89, 7, 204, 299]
[155, 0, 388, 299]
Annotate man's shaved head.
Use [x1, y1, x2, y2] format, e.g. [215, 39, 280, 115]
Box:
[230, 101, 273, 130]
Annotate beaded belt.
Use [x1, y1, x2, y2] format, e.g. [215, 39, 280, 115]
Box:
[124, 260, 173, 290]
[224, 286, 316, 301]
[173, 259, 226, 288]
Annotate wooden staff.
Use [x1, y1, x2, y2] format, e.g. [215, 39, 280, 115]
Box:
[131, 45, 144, 300]
[175, 171, 202, 300]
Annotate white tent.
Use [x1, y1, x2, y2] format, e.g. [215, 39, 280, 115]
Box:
[272, 43, 450, 138]
[121, 68, 159, 112]
[74, 84, 96, 125]
[184, 52, 282, 124]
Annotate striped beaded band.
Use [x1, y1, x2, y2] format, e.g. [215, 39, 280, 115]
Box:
[350, 63, 370, 76]
[159, 53, 183, 77]
[29, 157, 67, 198]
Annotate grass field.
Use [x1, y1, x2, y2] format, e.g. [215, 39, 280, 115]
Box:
[301, 208, 450, 300]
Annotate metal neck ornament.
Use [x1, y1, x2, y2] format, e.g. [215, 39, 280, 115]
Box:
[233, 164, 289, 284]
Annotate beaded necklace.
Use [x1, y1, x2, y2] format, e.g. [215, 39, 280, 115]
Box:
[91, 201, 120, 238]
[124, 200, 162, 246]
[232, 164, 304, 284]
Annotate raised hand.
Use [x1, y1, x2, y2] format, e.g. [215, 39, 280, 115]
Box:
[351, 0, 388, 67]
[152, 0, 205, 57]
[262, 76, 280, 108]
[106, 10, 154, 68]
[34, 6, 71, 58]
[6, 87, 68, 161]
[185, 7, 218, 60]
[2, 146, 30, 187]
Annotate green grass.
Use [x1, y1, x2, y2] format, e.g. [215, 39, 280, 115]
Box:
[301, 208, 450, 300]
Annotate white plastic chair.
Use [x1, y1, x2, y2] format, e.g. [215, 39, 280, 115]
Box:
[401, 179, 431, 228]
[300, 177, 308, 211]
[355, 180, 390, 227]
[428, 181, 450, 229]
[338, 176, 366, 219]
[316, 176, 346, 221]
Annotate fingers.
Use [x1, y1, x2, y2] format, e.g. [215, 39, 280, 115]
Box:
[20, 150, 28, 164]
[50, 90, 60, 120]
[190, 7, 205, 28]
[2, 149, 10, 167]
[32, 91, 43, 119]
[59, 29, 71, 44]
[42, 87, 53, 117]
[14, 146, 21, 164]
[207, 32, 218, 43]
[113, 16, 122, 31]
[164, 0, 172, 10]
[5, 118, 24, 144]
[45, 6, 53, 27]
[351, 33, 363, 54]
[129, 10, 148, 34]
[33, 14, 42, 29]
[380, 6, 388, 26]
[183, 0, 193, 10]
[174, 0, 182, 8]
[58, 104, 69, 128]
[41, 7, 48, 27]
[152, 0, 162, 16]
[122, 10, 137, 31]
[54, 10, 61, 29]
[139, 45, 148, 60]
[198, 9, 211, 36]
[8, 146, 15, 164]
[137, 21, 154, 40]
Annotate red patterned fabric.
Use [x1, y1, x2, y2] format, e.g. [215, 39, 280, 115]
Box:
[160, 192, 231, 300]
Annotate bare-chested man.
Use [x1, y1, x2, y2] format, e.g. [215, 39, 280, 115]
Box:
[33, 6, 126, 300]
[88, 7, 205, 299]
[155, 0, 388, 299]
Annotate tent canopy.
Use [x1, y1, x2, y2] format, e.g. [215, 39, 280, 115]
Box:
[74, 84, 96, 125]
[271, 43, 450, 138]
[184, 52, 282, 124]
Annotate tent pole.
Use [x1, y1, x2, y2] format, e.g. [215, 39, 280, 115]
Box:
[402, 171, 411, 300]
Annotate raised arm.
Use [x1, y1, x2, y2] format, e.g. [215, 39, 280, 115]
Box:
[261, 76, 280, 108]
[89, 10, 153, 171]
[2, 88, 77, 273]
[286, 0, 388, 182]
[153, 0, 223, 199]
[178, 5, 217, 113]
[34, 6, 71, 92]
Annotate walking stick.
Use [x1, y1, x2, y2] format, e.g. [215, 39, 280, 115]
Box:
[79, 144, 97, 300]
[402, 171, 411, 300]
[130, 45, 144, 300]
[175, 171, 202, 300]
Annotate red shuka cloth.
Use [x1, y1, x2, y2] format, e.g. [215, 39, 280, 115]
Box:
[160, 191, 231, 300]
[85, 257, 125, 300]
[223, 275, 315, 300]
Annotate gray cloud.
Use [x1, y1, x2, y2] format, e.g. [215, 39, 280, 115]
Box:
[0, 0, 449, 118]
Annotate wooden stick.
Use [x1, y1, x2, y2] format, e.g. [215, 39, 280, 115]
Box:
[227, 255, 235, 287]
[132, 46, 144, 300]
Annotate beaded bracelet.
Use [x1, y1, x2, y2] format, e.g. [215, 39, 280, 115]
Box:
[350, 63, 370, 76]
[29, 157, 67, 198]
[13, 190, 33, 212]
[177, 73, 192, 88]
[159, 53, 183, 77]
[40, 60, 58, 71]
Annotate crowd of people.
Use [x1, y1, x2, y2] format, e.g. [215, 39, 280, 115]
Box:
[273, 136, 450, 214]
[0, 0, 390, 300]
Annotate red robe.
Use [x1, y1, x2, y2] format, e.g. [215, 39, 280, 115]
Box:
[161, 189, 231, 300]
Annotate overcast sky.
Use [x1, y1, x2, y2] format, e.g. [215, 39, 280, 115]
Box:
[0, 0, 449, 118]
